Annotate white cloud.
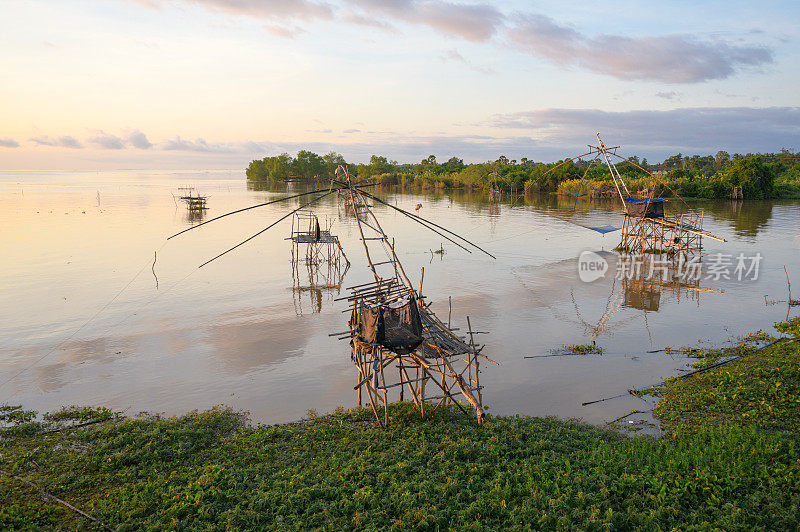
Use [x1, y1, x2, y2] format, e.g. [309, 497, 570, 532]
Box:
[88, 131, 125, 149]
[656, 91, 679, 100]
[59, 136, 83, 148]
[346, 0, 504, 42]
[507, 14, 773, 83]
[128, 1, 774, 84]
[159, 136, 236, 152]
[440, 48, 495, 74]
[29, 135, 84, 148]
[487, 106, 800, 153]
[0, 138, 20, 148]
[126, 130, 153, 149]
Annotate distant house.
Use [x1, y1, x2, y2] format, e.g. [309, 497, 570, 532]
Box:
[649, 166, 670, 176]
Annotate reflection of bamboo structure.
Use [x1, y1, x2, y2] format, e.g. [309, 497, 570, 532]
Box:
[289, 211, 350, 315]
[291, 255, 350, 315]
[621, 261, 724, 311]
[334, 166, 493, 426]
[185, 206, 207, 224]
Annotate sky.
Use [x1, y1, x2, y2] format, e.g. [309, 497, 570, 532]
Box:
[1, 0, 799, 169]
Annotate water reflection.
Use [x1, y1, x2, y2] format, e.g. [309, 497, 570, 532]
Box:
[291, 259, 349, 315]
[208, 313, 310, 376]
[185, 207, 207, 224]
[2, 174, 799, 428]
[621, 272, 721, 312]
[703, 200, 774, 240]
[514, 250, 727, 345]
[246, 180, 289, 193]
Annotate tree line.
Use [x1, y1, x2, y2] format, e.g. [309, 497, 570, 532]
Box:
[246, 149, 800, 199]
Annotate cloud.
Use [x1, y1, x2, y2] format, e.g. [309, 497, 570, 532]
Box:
[159, 136, 235, 153]
[59, 136, 83, 148]
[507, 14, 773, 83]
[0, 138, 19, 148]
[29, 135, 83, 148]
[263, 134, 541, 163]
[130, 1, 771, 83]
[126, 130, 152, 149]
[656, 91, 679, 100]
[28, 136, 58, 147]
[88, 131, 125, 149]
[346, 0, 504, 42]
[343, 129, 361, 134]
[132, 0, 333, 37]
[264, 24, 303, 38]
[341, 9, 397, 31]
[487, 106, 800, 153]
[440, 48, 495, 74]
[140, 0, 333, 21]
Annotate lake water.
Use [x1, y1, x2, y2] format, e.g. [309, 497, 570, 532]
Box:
[1, 171, 799, 428]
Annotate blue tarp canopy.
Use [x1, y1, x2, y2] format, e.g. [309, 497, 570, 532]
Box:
[624, 198, 665, 204]
[581, 225, 620, 234]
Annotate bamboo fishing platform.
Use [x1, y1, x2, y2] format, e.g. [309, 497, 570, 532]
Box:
[332, 166, 495, 425]
[177, 187, 208, 211]
[168, 166, 496, 426]
[287, 211, 349, 267]
[550, 134, 726, 258]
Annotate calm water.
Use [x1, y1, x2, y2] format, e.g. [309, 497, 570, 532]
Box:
[1, 171, 799, 427]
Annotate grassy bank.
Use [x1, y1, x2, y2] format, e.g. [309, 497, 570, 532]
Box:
[653, 318, 800, 436]
[3, 320, 799, 530]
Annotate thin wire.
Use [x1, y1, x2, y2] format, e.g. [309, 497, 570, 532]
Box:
[167, 188, 334, 240]
[359, 189, 496, 259]
[199, 191, 334, 268]
[608, 152, 691, 208]
[0, 240, 170, 395]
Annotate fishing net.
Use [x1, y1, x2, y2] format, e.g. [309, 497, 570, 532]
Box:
[352, 297, 424, 354]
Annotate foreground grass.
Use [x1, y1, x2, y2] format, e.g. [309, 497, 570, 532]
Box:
[653, 318, 800, 436]
[2, 407, 798, 530]
[2, 319, 799, 530]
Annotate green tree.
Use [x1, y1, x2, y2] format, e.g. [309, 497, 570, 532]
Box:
[369, 155, 390, 176]
[322, 152, 346, 178]
[294, 150, 326, 180]
[663, 153, 683, 169]
[725, 156, 775, 199]
[715, 150, 731, 168]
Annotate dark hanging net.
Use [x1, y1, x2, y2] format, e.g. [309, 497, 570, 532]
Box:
[624, 198, 664, 218]
[351, 297, 424, 354]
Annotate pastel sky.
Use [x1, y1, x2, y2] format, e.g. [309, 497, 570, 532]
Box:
[1, 0, 798, 169]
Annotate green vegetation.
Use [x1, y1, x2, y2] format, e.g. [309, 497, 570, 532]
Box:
[562, 343, 604, 355]
[3, 319, 799, 530]
[654, 317, 800, 436]
[245, 151, 351, 182]
[247, 149, 800, 200]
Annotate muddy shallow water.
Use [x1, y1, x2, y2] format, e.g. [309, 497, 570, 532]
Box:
[1, 171, 799, 427]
